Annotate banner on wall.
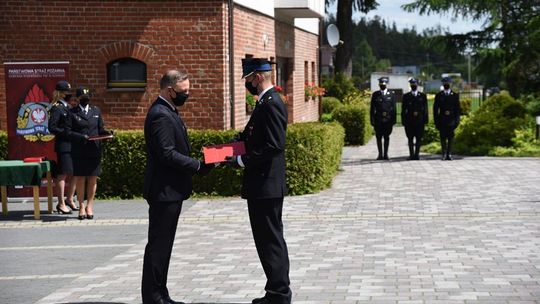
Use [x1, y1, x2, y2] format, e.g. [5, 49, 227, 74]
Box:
[4, 62, 69, 162]
[4, 62, 69, 197]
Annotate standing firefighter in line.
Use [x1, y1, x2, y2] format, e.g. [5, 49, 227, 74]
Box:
[402, 77, 428, 160]
[370, 76, 396, 160]
[433, 77, 461, 160]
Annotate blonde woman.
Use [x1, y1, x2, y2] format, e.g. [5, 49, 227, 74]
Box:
[48, 81, 87, 214]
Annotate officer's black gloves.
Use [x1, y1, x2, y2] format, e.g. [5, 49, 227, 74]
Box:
[224, 156, 241, 168]
[81, 134, 89, 144]
[197, 161, 216, 176]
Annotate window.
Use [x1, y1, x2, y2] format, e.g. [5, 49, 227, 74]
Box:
[107, 58, 146, 89]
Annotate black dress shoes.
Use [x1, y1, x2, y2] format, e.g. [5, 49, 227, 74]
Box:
[56, 204, 72, 214]
[252, 296, 268, 304]
[164, 296, 185, 304]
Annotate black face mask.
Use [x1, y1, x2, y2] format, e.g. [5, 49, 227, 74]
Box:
[245, 80, 258, 95]
[64, 94, 72, 101]
[411, 85, 417, 91]
[171, 88, 189, 106]
[379, 85, 387, 91]
[79, 97, 90, 107]
[443, 84, 450, 90]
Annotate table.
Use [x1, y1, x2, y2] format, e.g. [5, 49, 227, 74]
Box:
[0, 160, 53, 220]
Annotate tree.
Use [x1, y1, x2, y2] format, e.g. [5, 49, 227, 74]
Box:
[402, 0, 540, 96]
[326, 0, 378, 76]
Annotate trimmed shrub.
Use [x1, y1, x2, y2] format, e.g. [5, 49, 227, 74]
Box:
[332, 103, 372, 145]
[100, 131, 147, 198]
[423, 123, 439, 144]
[490, 123, 540, 157]
[322, 96, 341, 114]
[188, 129, 242, 196]
[454, 91, 528, 155]
[322, 73, 357, 101]
[460, 97, 472, 116]
[0, 131, 7, 160]
[97, 123, 345, 198]
[286, 122, 344, 195]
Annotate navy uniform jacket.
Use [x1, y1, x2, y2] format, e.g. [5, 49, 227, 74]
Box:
[370, 90, 397, 127]
[401, 91, 428, 127]
[238, 87, 288, 200]
[143, 97, 199, 203]
[434, 90, 460, 129]
[70, 105, 108, 158]
[48, 101, 86, 153]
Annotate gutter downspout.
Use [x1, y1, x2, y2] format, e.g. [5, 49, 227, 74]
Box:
[228, 0, 235, 129]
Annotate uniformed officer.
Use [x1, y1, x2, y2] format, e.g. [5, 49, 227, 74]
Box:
[433, 77, 461, 160]
[401, 77, 428, 160]
[226, 58, 291, 304]
[48, 80, 87, 214]
[370, 76, 396, 160]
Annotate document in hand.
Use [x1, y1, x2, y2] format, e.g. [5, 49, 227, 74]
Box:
[203, 141, 246, 164]
[88, 134, 114, 141]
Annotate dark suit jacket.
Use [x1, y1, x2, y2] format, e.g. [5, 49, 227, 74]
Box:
[48, 101, 85, 153]
[143, 97, 199, 203]
[71, 105, 108, 158]
[434, 90, 460, 129]
[370, 90, 397, 127]
[402, 91, 428, 126]
[238, 87, 288, 200]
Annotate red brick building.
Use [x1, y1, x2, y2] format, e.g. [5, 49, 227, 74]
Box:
[0, 0, 324, 131]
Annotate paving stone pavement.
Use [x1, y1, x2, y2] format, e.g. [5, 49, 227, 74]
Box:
[1, 127, 540, 304]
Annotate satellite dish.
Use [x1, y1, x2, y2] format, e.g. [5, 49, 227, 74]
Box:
[326, 24, 340, 47]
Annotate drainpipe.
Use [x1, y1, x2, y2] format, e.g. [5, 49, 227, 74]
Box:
[228, 0, 235, 129]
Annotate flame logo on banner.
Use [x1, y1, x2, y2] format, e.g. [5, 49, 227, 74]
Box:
[16, 83, 54, 142]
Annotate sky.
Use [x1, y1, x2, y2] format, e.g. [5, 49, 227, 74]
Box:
[329, 0, 487, 34]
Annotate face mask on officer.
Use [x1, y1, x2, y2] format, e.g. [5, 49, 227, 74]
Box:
[79, 97, 90, 107]
[411, 85, 417, 91]
[64, 94, 72, 101]
[379, 84, 386, 91]
[245, 74, 259, 95]
[443, 83, 450, 90]
[170, 88, 189, 106]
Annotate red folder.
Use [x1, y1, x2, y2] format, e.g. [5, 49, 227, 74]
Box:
[203, 141, 246, 164]
[23, 156, 45, 162]
[88, 134, 114, 141]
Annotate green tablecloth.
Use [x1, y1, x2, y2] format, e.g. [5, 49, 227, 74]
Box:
[0, 160, 50, 186]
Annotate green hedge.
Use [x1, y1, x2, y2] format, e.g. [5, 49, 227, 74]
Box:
[454, 91, 528, 155]
[322, 96, 341, 114]
[331, 103, 372, 145]
[285, 122, 344, 195]
[99, 122, 344, 198]
[0, 131, 6, 160]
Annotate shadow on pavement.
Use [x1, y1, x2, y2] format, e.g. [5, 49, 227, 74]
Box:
[340, 154, 462, 166]
[0, 210, 73, 222]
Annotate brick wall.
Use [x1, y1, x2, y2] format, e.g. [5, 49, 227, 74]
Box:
[0, 0, 228, 130]
[0, 1, 320, 131]
[232, 4, 320, 128]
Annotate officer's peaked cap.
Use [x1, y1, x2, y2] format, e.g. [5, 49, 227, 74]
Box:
[378, 77, 389, 84]
[55, 80, 72, 92]
[408, 77, 418, 84]
[242, 58, 274, 79]
[76, 86, 92, 98]
[441, 76, 452, 83]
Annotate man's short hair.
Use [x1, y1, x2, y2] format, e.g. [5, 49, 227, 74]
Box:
[160, 70, 189, 89]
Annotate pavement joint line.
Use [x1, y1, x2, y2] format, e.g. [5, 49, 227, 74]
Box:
[0, 244, 136, 251]
[1, 212, 539, 228]
[0, 273, 84, 280]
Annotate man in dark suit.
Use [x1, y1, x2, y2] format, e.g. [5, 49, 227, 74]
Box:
[402, 77, 428, 160]
[142, 70, 214, 304]
[370, 76, 396, 160]
[226, 58, 291, 304]
[434, 77, 461, 160]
